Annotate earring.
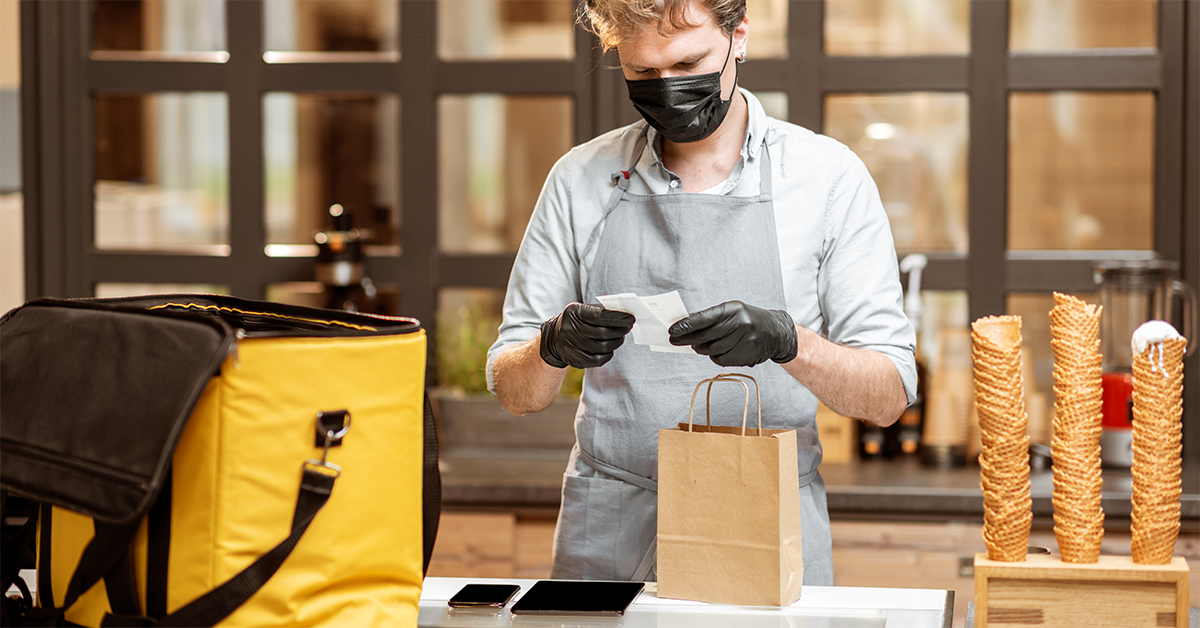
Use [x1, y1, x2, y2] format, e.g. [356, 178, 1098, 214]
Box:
[736, 51, 747, 63]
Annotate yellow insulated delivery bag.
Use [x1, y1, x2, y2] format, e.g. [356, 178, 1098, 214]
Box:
[0, 295, 439, 627]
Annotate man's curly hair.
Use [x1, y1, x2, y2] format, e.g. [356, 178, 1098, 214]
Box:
[578, 0, 746, 51]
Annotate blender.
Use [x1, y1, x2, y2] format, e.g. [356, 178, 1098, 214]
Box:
[1094, 260, 1196, 466]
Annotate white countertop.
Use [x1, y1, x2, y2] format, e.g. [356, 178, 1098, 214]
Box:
[419, 577, 952, 628]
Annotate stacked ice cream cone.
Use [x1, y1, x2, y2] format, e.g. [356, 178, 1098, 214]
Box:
[972, 315, 1032, 562]
[1130, 330, 1186, 565]
[1049, 293, 1105, 563]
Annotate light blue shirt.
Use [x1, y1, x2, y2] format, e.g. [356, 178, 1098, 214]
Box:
[487, 89, 917, 407]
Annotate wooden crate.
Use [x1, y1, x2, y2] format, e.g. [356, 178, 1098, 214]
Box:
[815, 402, 855, 464]
[973, 553, 1190, 628]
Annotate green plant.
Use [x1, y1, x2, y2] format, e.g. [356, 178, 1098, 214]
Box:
[560, 364, 585, 398]
[436, 304, 586, 399]
[436, 304, 499, 394]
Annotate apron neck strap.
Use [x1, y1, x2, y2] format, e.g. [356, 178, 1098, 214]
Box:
[610, 126, 773, 197]
[756, 138, 773, 198]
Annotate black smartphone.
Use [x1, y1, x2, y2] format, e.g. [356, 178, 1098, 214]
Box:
[509, 580, 645, 616]
[447, 583, 521, 608]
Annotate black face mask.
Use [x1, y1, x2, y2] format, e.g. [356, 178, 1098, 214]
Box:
[625, 35, 737, 144]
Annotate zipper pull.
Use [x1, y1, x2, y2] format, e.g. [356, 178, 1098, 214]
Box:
[231, 328, 246, 369]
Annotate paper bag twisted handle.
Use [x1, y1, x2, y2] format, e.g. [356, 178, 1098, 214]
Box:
[687, 373, 762, 436]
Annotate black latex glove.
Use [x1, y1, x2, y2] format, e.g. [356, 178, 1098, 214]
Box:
[668, 301, 798, 367]
[540, 303, 636, 369]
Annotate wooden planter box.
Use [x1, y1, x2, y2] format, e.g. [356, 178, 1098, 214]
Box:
[973, 553, 1190, 628]
[431, 391, 578, 450]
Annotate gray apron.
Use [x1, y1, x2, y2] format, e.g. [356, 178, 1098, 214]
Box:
[551, 127, 834, 586]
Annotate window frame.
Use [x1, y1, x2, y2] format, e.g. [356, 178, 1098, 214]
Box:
[19, 0, 1199, 459]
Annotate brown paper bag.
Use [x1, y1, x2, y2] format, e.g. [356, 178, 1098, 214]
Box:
[657, 374, 804, 606]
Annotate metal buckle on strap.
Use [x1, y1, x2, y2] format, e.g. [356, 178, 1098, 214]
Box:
[305, 410, 351, 478]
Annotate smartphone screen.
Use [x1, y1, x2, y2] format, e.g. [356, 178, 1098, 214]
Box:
[509, 580, 645, 616]
[447, 584, 521, 608]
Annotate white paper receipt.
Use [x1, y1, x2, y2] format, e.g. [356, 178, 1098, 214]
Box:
[596, 290, 697, 354]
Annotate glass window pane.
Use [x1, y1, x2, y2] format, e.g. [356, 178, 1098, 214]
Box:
[824, 93, 969, 255]
[1006, 292, 1097, 445]
[266, 281, 399, 315]
[95, 93, 229, 253]
[92, 0, 225, 55]
[1008, 92, 1154, 251]
[917, 291, 972, 458]
[825, 0, 969, 56]
[438, 94, 573, 253]
[1011, 0, 1156, 51]
[746, 0, 787, 59]
[265, 281, 327, 309]
[437, 288, 505, 393]
[264, 93, 400, 249]
[263, 0, 398, 57]
[95, 283, 229, 298]
[438, 0, 574, 60]
[0, 193, 22, 313]
[756, 91, 787, 120]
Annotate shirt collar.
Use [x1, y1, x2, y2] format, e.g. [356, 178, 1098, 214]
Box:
[644, 87, 768, 168]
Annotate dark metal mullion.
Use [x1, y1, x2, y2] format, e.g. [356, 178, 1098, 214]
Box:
[398, 0, 438, 372]
[87, 253, 314, 285]
[64, 1, 87, 297]
[1182, 0, 1199, 462]
[434, 61, 575, 93]
[788, 0, 821, 129]
[440, 253, 971, 293]
[572, 20, 597, 144]
[379, 11, 406, 296]
[224, 0, 265, 298]
[915, 256, 967, 292]
[1005, 254, 1153, 293]
[821, 57, 969, 92]
[1148, 0, 1190, 456]
[1008, 52, 1162, 91]
[20, 0, 50, 298]
[968, 0, 1009, 320]
[85, 61, 227, 91]
[439, 253, 515, 289]
[738, 59, 786, 92]
[261, 63, 399, 91]
[1154, 0, 1185, 264]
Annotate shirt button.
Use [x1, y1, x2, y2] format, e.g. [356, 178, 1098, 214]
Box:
[669, 180, 679, 189]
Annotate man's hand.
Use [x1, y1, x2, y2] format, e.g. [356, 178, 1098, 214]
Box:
[668, 301, 798, 367]
[540, 303, 636, 369]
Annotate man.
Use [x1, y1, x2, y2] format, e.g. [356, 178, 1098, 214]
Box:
[487, 0, 915, 586]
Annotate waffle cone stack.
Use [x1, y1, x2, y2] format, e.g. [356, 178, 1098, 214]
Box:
[972, 316, 1033, 562]
[1049, 293, 1105, 563]
[1130, 337, 1185, 565]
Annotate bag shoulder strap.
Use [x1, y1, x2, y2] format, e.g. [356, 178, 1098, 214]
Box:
[422, 390, 440, 575]
[142, 468, 335, 628]
[95, 468, 335, 628]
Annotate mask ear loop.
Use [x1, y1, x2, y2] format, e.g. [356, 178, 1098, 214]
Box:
[718, 33, 739, 101]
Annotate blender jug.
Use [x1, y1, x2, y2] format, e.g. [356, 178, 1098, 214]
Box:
[1094, 260, 1196, 467]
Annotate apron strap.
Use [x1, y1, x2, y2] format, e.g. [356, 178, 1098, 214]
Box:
[580, 130, 650, 269]
[577, 445, 659, 582]
[577, 446, 658, 492]
[797, 466, 819, 489]
[631, 538, 657, 582]
[756, 140, 773, 199]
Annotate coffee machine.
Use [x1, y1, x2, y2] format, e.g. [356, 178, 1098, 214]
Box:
[1094, 260, 1195, 466]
